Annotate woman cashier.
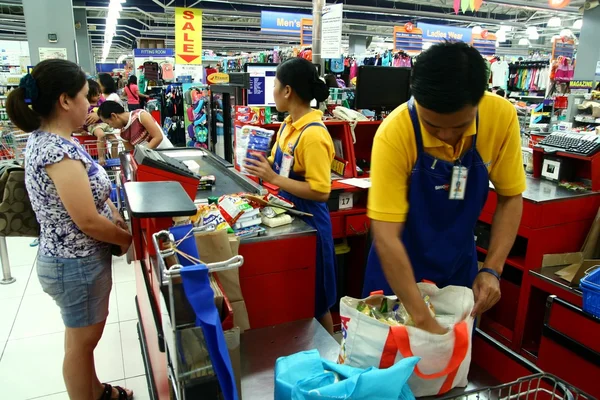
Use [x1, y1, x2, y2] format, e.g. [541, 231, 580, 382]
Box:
[363, 42, 526, 334]
[244, 58, 336, 333]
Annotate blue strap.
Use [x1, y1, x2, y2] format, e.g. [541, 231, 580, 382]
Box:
[291, 122, 327, 155]
[180, 265, 239, 400]
[479, 267, 501, 281]
[407, 98, 424, 154]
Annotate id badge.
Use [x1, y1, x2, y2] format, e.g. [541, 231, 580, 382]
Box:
[280, 153, 294, 178]
[449, 166, 468, 200]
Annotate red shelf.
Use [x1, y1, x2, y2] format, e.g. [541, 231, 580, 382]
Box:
[476, 246, 526, 271]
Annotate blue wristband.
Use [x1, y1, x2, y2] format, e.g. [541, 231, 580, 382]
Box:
[479, 267, 501, 281]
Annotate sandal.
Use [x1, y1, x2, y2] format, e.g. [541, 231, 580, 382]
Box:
[98, 383, 134, 400]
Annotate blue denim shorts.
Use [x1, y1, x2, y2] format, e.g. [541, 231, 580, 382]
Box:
[36, 247, 113, 328]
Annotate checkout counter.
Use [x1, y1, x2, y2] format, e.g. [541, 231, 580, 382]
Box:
[118, 146, 597, 400]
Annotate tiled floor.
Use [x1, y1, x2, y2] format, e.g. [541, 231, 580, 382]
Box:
[0, 238, 150, 400]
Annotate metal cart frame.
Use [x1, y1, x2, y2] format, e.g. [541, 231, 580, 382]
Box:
[152, 230, 243, 400]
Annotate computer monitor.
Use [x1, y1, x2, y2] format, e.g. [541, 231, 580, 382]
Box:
[355, 66, 412, 112]
[244, 62, 319, 108]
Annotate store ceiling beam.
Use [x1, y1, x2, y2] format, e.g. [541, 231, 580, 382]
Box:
[483, 0, 580, 14]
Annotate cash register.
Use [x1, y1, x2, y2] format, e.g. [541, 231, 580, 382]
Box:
[133, 146, 200, 199]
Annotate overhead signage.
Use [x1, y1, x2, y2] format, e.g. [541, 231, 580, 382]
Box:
[175, 7, 202, 64]
[418, 23, 472, 44]
[548, 0, 570, 8]
[472, 31, 497, 56]
[301, 18, 313, 47]
[321, 4, 343, 59]
[38, 47, 68, 62]
[260, 10, 311, 35]
[133, 49, 174, 57]
[551, 38, 575, 60]
[393, 23, 423, 54]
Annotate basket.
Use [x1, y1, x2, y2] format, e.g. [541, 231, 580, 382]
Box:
[579, 266, 600, 318]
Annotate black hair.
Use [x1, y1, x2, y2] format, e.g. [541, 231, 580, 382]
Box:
[87, 79, 101, 102]
[276, 58, 329, 103]
[98, 73, 117, 94]
[324, 74, 339, 89]
[6, 59, 86, 132]
[128, 75, 138, 85]
[495, 88, 505, 98]
[97, 100, 126, 119]
[411, 41, 487, 114]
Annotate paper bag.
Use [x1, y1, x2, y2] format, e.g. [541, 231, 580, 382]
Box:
[195, 230, 250, 331]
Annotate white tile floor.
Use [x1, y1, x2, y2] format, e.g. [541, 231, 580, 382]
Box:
[0, 238, 150, 400]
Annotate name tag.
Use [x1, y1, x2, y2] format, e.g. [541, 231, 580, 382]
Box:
[449, 166, 468, 200]
[280, 153, 294, 178]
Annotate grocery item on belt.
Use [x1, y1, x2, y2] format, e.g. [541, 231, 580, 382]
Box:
[199, 204, 231, 231]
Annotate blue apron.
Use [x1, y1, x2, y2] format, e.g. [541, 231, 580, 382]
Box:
[272, 122, 337, 318]
[362, 99, 489, 297]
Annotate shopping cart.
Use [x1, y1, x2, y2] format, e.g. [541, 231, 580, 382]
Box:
[152, 229, 243, 400]
[76, 135, 126, 206]
[447, 373, 594, 400]
[0, 130, 30, 165]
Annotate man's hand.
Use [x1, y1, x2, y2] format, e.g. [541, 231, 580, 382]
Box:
[415, 313, 448, 335]
[471, 271, 501, 316]
[244, 154, 277, 183]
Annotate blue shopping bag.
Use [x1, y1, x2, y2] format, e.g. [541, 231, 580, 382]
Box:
[180, 263, 239, 400]
[275, 349, 418, 400]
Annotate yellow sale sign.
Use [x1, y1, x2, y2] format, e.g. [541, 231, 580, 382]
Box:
[175, 7, 202, 65]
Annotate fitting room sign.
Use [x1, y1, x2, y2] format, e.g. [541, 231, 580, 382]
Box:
[175, 7, 202, 65]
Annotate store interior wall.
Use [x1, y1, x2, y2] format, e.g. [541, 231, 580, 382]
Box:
[22, 0, 77, 65]
[573, 6, 600, 81]
[349, 26, 368, 55]
[73, 7, 95, 75]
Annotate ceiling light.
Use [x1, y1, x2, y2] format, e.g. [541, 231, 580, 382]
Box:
[560, 28, 573, 37]
[499, 25, 512, 32]
[496, 30, 507, 42]
[529, 32, 540, 40]
[548, 17, 562, 27]
[552, 35, 561, 42]
[573, 19, 583, 29]
[526, 27, 537, 35]
[518, 38, 530, 46]
[472, 26, 483, 35]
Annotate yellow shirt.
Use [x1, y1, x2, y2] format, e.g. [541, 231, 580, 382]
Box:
[368, 92, 526, 223]
[269, 110, 335, 194]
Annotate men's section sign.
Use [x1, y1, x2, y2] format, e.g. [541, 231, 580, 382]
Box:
[472, 31, 497, 56]
[393, 23, 423, 53]
[261, 11, 311, 35]
[321, 4, 343, 59]
[418, 23, 472, 44]
[175, 7, 202, 64]
[301, 18, 313, 47]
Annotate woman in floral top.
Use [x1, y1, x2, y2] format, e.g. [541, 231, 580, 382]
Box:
[6, 59, 133, 400]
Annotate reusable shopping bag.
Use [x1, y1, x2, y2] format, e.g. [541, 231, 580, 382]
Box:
[180, 264, 239, 400]
[275, 349, 419, 400]
[338, 283, 475, 397]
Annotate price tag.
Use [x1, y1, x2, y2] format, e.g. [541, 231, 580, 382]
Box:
[339, 192, 353, 210]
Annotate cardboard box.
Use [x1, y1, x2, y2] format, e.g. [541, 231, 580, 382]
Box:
[551, 207, 600, 286]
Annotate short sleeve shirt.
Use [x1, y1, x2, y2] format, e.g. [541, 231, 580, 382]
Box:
[25, 131, 113, 258]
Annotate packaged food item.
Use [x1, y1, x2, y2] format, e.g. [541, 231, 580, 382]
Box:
[356, 295, 436, 327]
[218, 195, 254, 226]
[239, 126, 275, 176]
[199, 204, 231, 231]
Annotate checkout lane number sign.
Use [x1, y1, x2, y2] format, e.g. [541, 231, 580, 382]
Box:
[339, 193, 353, 210]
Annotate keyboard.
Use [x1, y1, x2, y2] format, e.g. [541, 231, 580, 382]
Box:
[537, 133, 600, 156]
[134, 146, 200, 180]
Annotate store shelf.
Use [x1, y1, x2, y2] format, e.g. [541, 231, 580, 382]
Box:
[574, 116, 600, 124]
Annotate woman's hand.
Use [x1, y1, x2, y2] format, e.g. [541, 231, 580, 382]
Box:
[86, 113, 100, 125]
[112, 212, 127, 231]
[244, 154, 277, 184]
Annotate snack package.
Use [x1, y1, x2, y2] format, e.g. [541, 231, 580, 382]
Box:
[218, 195, 254, 226]
[265, 193, 295, 208]
[356, 294, 436, 327]
[239, 126, 275, 176]
[199, 204, 231, 231]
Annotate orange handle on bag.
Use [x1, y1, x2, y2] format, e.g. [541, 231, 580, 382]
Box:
[379, 321, 469, 379]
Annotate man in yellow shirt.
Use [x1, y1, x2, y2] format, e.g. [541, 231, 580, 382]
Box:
[363, 42, 525, 334]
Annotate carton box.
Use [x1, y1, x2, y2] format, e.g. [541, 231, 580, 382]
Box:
[550, 207, 600, 286]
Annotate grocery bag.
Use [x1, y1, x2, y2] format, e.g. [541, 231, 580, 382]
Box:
[338, 283, 474, 397]
[275, 349, 419, 400]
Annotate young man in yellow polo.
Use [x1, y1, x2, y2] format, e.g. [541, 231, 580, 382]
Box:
[363, 42, 526, 334]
